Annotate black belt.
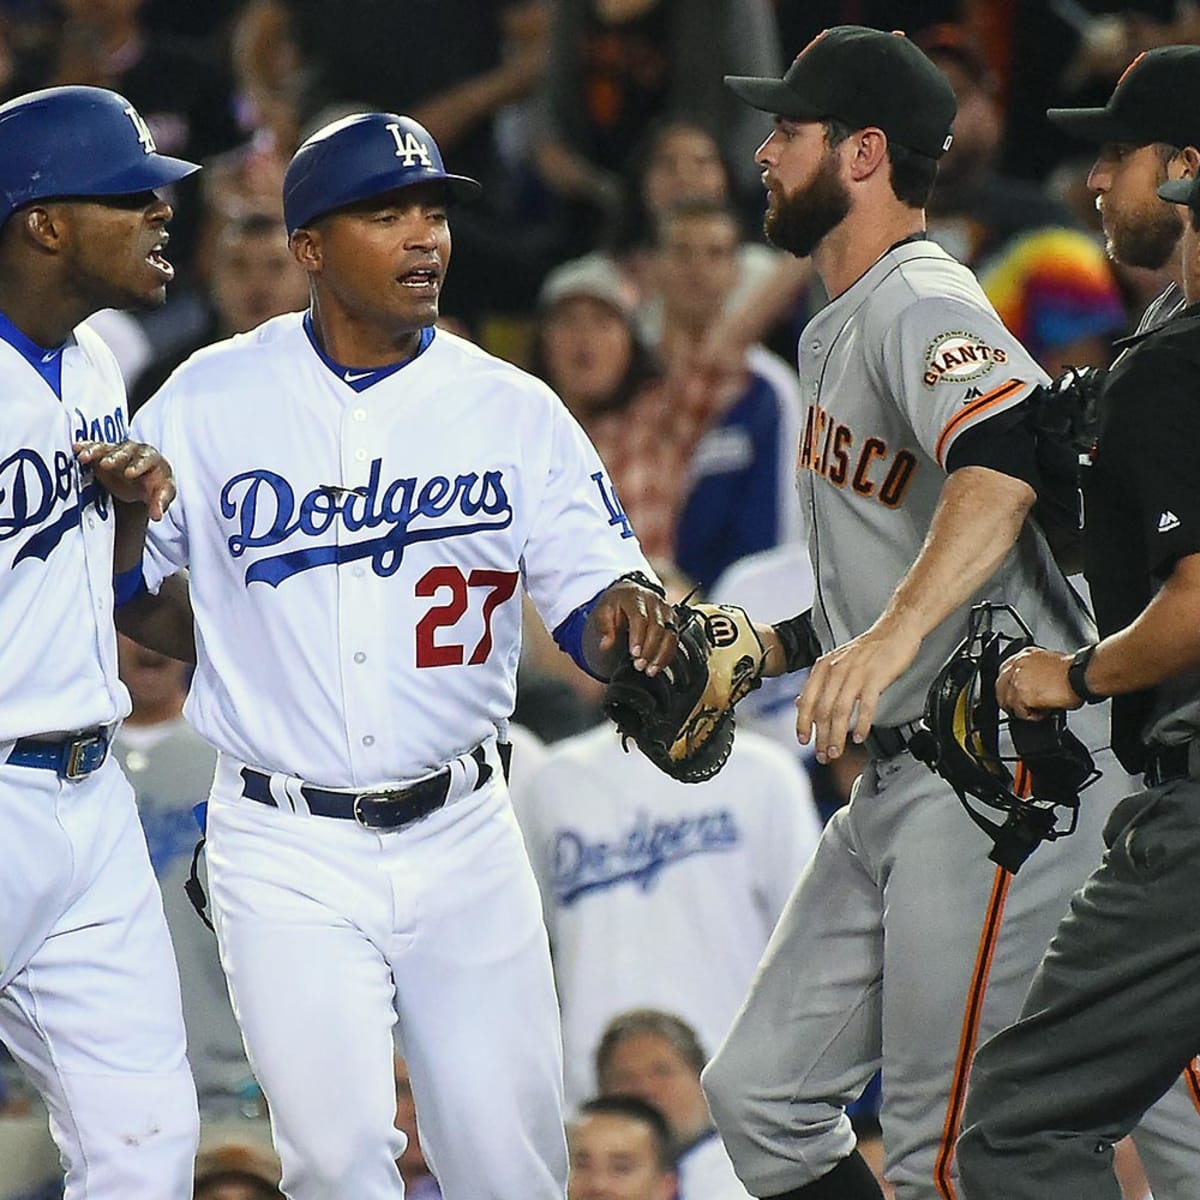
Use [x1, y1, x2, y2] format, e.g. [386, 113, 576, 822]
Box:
[239, 744, 492, 831]
[1143, 742, 1195, 787]
[865, 721, 923, 760]
[7, 727, 111, 780]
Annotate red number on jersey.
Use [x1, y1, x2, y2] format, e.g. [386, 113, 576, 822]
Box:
[414, 566, 520, 668]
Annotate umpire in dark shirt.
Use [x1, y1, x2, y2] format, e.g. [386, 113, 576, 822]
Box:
[955, 173, 1200, 1199]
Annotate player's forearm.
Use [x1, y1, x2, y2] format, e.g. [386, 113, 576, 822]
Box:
[1084, 553, 1200, 697]
[112, 498, 149, 575]
[116, 573, 197, 664]
[875, 466, 1036, 645]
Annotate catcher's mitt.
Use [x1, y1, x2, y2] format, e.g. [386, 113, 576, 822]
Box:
[603, 601, 767, 783]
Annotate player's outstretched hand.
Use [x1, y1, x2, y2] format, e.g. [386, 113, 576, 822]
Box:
[74, 439, 176, 520]
[795, 623, 921, 762]
[589, 578, 679, 678]
[996, 646, 1079, 720]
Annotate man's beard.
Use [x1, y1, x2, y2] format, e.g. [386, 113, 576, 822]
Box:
[1106, 202, 1183, 271]
[764, 150, 851, 258]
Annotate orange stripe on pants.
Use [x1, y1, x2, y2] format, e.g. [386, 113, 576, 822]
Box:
[934, 865, 1012, 1200]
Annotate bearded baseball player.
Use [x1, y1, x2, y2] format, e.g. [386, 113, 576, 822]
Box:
[690, 27, 1200, 1200]
[121, 112, 677, 1200]
[0, 87, 199, 1197]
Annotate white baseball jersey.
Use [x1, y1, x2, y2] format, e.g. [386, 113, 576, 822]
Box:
[0, 325, 132, 744]
[0, 318, 197, 1198]
[796, 239, 1092, 723]
[132, 314, 652, 787]
[510, 723, 822, 1106]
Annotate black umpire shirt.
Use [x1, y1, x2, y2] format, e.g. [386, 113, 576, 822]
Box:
[1083, 303, 1200, 773]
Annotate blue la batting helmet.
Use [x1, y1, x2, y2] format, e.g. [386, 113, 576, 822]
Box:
[283, 113, 482, 234]
[0, 86, 200, 227]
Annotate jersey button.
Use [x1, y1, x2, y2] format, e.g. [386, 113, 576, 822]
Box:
[353, 408, 367, 421]
[353, 652, 366, 664]
[353, 566, 366, 578]
[354, 448, 367, 462]
[362, 735, 375, 747]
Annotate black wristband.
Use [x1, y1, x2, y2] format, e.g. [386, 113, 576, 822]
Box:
[613, 570, 666, 599]
[771, 609, 822, 674]
[1067, 643, 1105, 705]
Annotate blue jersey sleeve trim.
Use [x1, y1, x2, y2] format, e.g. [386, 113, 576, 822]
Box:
[552, 587, 608, 680]
[113, 562, 147, 608]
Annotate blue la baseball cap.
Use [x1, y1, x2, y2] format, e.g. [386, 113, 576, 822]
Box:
[283, 112, 482, 234]
[0, 86, 200, 226]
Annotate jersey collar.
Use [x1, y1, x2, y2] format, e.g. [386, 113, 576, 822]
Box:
[302, 312, 435, 392]
[0, 307, 65, 398]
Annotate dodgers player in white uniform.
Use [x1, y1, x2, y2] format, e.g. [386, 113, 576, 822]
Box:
[121, 113, 678, 1200]
[689, 27, 1200, 1200]
[0, 87, 200, 1198]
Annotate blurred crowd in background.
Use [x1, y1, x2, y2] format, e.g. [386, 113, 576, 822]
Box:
[0, 1, 1196, 1197]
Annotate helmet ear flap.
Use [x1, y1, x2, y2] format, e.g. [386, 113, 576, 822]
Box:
[1010, 716, 1097, 803]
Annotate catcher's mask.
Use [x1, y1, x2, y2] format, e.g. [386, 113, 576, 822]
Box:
[907, 602, 1100, 874]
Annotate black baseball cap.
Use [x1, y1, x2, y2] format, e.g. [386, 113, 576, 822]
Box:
[725, 26, 957, 159]
[1047, 46, 1200, 148]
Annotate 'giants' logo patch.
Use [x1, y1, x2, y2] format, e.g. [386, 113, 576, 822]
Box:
[922, 330, 1008, 388]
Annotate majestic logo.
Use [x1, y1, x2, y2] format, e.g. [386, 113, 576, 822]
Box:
[922, 330, 1008, 388]
[387, 123, 433, 167]
[551, 809, 741, 905]
[220, 457, 513, 587]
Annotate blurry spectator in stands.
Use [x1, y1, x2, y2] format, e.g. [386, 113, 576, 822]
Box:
[193, 1143, 284, 1200]
[531, 0, 780, 245]
[650, 197, 803, 589]
[605, 118, 785, 332]
[919, 23, 1127, 373]
[130, 210, 308, 411]
[595, 1010, 752, 1199]
[568, 1095, 677, 1200]
[394, 1055, 442, 1200]
[250, 0, 555, 325]
[112, 635, 253, 1119]
[197, 0, 304, 243]
[533, 256, 682, 563]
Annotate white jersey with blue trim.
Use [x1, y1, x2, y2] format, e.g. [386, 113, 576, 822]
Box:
[132, 314, 652, 786]
[0, 324, 132, 743]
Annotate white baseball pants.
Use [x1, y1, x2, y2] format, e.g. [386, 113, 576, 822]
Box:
[0, 755, 199, 1199]
[205, 751, 568, 1200]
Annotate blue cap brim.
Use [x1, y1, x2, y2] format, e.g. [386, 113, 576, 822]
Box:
[83, 152, 202, 196]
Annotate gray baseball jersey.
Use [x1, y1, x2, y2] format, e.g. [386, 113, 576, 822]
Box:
[796, 239, 1092, 721]
[702, 239, 1200, 1200]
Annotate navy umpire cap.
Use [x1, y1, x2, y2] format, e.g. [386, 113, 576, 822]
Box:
[0, 86, 200, 227]
[725, 26, 957, 159]
[283, 113, 482, 234]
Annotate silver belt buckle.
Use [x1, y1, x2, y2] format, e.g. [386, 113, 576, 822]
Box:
[64, 733, 107, 780]
[352, 786, 409, 830]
